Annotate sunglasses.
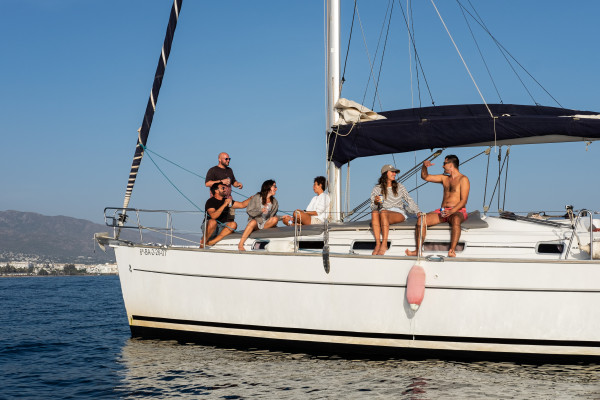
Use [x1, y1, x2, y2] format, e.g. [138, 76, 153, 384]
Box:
[224, 158, 231, 161]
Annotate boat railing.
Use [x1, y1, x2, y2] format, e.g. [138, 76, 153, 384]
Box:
[564, 209, 599, 260]
[103, 207, 206, 247]
[103, 207, 313, 251]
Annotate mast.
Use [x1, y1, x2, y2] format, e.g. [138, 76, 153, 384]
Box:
[120, 0, 183, 219]
[327, 0, 342, 222]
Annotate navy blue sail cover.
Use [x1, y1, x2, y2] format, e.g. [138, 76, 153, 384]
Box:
[327, 104, 600, 167]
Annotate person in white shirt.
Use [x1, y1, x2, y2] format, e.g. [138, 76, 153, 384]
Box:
[282, 176, 330, 225]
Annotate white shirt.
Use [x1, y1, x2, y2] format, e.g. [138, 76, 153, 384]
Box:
[306, 192, 330, 221]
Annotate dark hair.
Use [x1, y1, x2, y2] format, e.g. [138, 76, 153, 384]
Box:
[210, 182, 222, 195]
[445, 154, 459, 169]
[260, 179, 276, 205]
[377, 172, 398, 199]
[314, 176, 327, 191]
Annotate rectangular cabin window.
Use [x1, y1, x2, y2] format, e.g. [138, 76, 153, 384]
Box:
[422, 242, 465, 252]
[298, 241, 324, 250]
[252, 240, 269, 250]
[352, 241, 391, 251]
[536, 242, 564, 254]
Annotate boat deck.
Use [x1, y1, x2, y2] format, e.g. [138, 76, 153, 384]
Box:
[235, 211, 489, 240]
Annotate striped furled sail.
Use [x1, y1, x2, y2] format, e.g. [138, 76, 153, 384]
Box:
[121, 0, 183, 215]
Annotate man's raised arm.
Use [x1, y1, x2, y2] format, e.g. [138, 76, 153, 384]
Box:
[421, 160, 444, 183]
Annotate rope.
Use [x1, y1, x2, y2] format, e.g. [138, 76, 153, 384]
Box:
[417, 211, 426, 260]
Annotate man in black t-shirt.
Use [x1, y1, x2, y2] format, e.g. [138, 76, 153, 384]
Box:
[205, 152, 243, 199]
[200, 183, 250, 248]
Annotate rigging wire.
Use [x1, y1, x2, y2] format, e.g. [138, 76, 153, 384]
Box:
[482, 147, 492, 213]
[458, 0, 563, 108]
[397, 0, 435, 107]
[347, 150, 443, 221]
[407, 0, 415, 108]
[430, 0, 493, 118]
[370, 0, 395, 111]
[143, 146, 248, 199]
[458, 1, 502, 104]
[502, 146, 511, 211]
[347, 148, 489, 222]
[140, 144, 204, 213]
[497, 146, 502, 211]
[355, 4, 384, 110]
[340, 0, 358, 95]
[484, 146, 512, 212]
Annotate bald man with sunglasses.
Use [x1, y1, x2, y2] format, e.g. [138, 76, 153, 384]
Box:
[205, 152, 243, 198]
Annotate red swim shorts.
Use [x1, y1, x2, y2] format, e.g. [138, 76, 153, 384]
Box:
[434, 207, 468, 223]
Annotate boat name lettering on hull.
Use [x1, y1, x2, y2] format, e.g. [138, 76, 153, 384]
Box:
[139, 248, 166, 256]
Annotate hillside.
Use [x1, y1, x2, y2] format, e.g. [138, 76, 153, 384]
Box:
[0, 210, 116, 263]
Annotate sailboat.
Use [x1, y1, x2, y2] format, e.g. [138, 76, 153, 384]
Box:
[97, 0, 600, 359]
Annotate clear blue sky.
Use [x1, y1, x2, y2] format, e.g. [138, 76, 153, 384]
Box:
[1, 0, 599, 226]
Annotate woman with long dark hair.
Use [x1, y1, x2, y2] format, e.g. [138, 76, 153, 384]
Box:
[238, 179, 279, 251]
[371, 165, 420, 255]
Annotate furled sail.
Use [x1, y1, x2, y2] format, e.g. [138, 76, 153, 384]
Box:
[327, 103, 600, 167]
[121, 0, 183, 212]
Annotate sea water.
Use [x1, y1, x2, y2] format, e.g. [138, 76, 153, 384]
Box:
[1, 276, 599, 399]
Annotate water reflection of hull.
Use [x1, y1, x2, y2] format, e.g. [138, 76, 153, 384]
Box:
[117, 337, 600, 398]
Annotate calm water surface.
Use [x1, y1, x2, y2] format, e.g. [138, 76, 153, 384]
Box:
[1, 276, 599, 399]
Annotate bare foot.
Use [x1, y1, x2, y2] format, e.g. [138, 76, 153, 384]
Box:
[199, 242, 205, 249]
[372, 244, 381, 255]
[377, 246, 388, 255]
[448, 249, 456, 257]
[238, 244, 246, 251]
[405, 249, 418, 256]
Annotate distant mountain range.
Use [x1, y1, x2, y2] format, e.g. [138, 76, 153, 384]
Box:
[0, 210, 117, 264]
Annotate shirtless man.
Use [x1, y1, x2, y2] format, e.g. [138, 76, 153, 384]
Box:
[406, 155, 470, 257]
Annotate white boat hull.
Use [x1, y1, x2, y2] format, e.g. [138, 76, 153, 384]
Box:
[114, 243, 600, 357]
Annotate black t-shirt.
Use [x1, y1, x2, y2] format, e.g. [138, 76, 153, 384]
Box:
[205, 197, 234, 223]
[205, 166, 236, 195]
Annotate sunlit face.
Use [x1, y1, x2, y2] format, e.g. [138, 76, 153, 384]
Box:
[312, 181, 320, 194]
[386, 170, 397, 181]
[270, 183, 277, 195]
[217, 184, 227, 197]
[443, 159, 452, 173]
[219, 153, 231, 167]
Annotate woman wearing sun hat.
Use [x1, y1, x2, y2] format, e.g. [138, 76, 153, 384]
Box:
[370, 164, 420, 255]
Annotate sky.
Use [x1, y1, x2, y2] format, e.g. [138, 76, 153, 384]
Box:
[1, 0, 599, 229]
